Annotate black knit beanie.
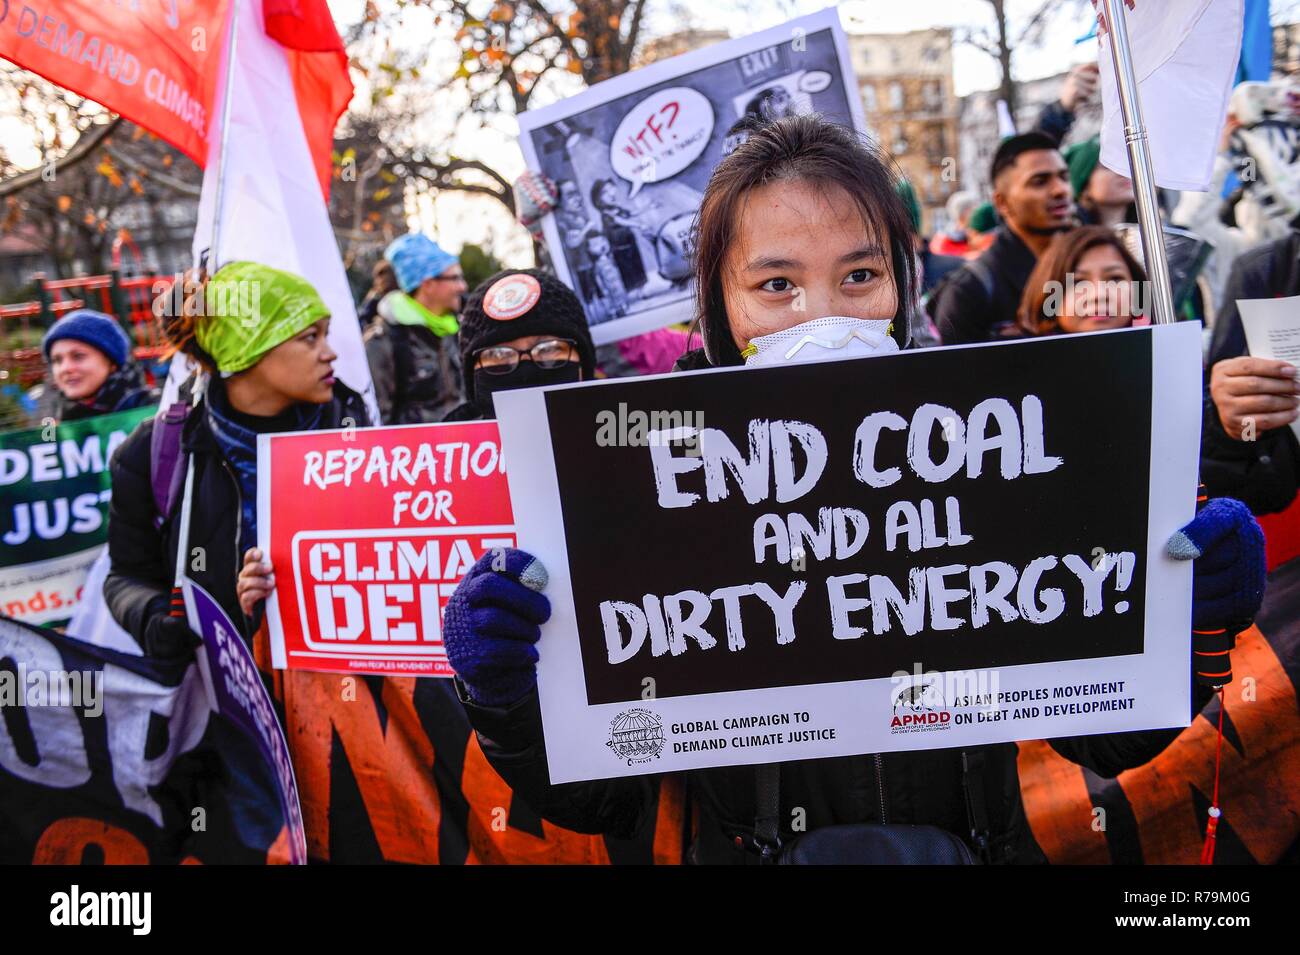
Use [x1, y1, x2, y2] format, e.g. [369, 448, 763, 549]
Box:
[458, 269, 596, 399]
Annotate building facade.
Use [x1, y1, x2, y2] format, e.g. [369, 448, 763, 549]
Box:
[956, 70, 1102, 211]
[849, 29, 960, 234]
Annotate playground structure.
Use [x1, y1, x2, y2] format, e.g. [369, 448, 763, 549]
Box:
[0, 237, 172, 428]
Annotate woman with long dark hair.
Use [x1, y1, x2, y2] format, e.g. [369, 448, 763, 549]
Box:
[442, 116, 1265, 864]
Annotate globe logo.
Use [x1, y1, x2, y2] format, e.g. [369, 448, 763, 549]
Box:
[606, 708, 666, 764]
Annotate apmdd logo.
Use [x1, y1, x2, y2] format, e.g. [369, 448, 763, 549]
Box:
[890, 674, 952, 735]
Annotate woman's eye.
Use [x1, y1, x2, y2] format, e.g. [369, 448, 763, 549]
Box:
[760, 277, 794, 293]
[845, 269, 875, 285]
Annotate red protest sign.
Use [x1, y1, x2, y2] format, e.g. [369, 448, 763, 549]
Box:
[0, 1, 231, 166]
[258, 421, 513, 677]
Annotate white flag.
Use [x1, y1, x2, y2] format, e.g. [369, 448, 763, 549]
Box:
[1099, 0, 1244, 192]
[188, 0, 377, 420]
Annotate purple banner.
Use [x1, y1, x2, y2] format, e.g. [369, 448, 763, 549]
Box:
[184, 579, 307, 864]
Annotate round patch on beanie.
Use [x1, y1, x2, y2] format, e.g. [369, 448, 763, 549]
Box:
[482, 273, 542, 321]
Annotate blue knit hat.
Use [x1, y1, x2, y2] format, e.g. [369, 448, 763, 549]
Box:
[42, 309, 131, 368]
[385, 234, 459, 293]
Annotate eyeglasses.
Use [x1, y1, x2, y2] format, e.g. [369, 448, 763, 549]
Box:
[475, 339, 578, 374]
[429, 272, 467, 284]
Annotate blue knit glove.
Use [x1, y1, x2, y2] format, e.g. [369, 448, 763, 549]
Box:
[1166, 498, 1266, 631]
[444, 548, 551, 706]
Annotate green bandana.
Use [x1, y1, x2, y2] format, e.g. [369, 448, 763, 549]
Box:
[197, 261, 330, 374]
[389, 291, 459, 337]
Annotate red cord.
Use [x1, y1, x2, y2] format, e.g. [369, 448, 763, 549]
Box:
[1200, 687, 1226, 865]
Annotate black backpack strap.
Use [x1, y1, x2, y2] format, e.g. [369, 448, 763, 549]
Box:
[964, 257, 996, 302]
[149, 400, 191, 530]
[961, 749, 994, 863]
[753, 763, 781, 861]
[387, 323, 413, 422]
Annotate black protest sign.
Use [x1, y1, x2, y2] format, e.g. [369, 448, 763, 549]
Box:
[546, 331, 1150, 705]
[498, 324, 1201, 782]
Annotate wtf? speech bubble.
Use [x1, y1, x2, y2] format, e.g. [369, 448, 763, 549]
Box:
[610, 87, 714, 197]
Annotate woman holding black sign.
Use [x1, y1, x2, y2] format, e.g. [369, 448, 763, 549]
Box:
[444, 116, 1267, 865]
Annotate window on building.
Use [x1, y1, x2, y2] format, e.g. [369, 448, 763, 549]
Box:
[892, 124, 908, 155]
[862, 84, 877, 112]
[888, 82, 904, 111]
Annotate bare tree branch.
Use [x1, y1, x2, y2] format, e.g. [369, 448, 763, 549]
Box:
[0, 117, 122, 199]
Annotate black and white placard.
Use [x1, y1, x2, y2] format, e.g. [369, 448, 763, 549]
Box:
[494, 325, 1203, 783]
[517, 9, 866, 344]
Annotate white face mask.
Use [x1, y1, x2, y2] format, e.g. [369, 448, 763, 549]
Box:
[742, 315, 899, 367]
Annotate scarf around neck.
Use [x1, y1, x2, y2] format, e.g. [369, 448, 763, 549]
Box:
[389, 291, 459, 337]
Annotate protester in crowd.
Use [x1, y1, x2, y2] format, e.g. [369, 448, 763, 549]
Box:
[1036, 62, 1100, 145]
[104, 262, 370, 657]
[364, 233, 467, 424]
[1064, 137, 1137, 227]
[440, 269, 596, 422]
[928, 132, 1073, 345]
[929, 191, 981, 259]
[39, 309, 156, 421]
[897, 179, 959, 347]
[442, 115, 1266, 865]
[356, 257, 397, 327]
[1017, 225, 1147, 335]
[1200, 232, 1300, 516]
[898, 179, 963, 296]
[965, 201, 998, 255]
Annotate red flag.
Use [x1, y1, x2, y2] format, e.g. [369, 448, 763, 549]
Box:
[264, 0, 354, 197]
[0, 0, 230, 164]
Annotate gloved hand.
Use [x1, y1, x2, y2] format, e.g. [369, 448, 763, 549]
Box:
[444, 547, 551, 706]
[141, 589, 203, 661]
[1166, 497, 1266, 630]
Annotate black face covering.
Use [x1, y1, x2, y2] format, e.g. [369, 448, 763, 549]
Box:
[472, 361, 582, 417]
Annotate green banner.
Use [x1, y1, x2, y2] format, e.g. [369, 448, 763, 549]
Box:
[0, 406, 155, 624]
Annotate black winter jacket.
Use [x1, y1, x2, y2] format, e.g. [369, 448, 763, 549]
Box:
[460, 346, 1212, 864]
[105, 382, 370, 646]
[364, 310, 463, 425]
[927, 227, 1037, 345]
[1201, 232, 1300, 515]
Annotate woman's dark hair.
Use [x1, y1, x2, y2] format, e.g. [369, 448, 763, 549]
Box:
[161, 268, 219, 374]
[692, 113, 916, 365]
[1017, 225, 1147, 336]
[590, 178, 619, 211]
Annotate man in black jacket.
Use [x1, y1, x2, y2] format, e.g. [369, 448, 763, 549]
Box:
[929, 133, 1074, 345]
[1202, 232, 1300, 515]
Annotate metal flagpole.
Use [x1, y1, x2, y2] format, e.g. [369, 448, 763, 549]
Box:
[1099, 0, 1177, 326]
[207, 0, 242, 268]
